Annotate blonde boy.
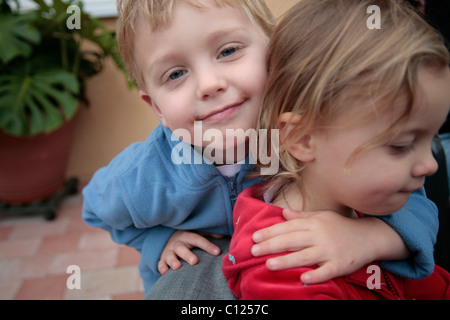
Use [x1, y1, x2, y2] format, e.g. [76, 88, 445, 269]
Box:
[83, 0, 274, 294]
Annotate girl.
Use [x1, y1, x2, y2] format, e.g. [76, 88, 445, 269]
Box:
[223, 0, 450, 299]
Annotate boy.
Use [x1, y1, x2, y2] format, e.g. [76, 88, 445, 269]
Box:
[83, 0, 274, 294]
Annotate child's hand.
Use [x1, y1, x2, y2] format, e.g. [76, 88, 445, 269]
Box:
[158, 230, 222, 275]
[251, 209, 407, 284]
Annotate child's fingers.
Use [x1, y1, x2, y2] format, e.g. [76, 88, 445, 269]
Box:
[174, 245, 199, 266]
[251, 231, 312, 257]
[300, 262, 342, 284]
[158, 253, 182, 274]
[158, 261, 169, 275]
[264, 247, 321, 271]
[252, 219, 310, 244]
[158, 231, 222, 275]
[183, 232, 222, 256]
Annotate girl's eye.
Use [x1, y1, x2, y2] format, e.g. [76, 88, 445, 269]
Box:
[388, 144, 415, 154]
[168, 70, 186, 81]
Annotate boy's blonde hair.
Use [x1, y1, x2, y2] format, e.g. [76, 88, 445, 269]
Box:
[257, 0, 449, 194]
[116, 0, 275, 87]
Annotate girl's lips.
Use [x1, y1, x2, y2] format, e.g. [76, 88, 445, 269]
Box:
[400, 183, 424, 193]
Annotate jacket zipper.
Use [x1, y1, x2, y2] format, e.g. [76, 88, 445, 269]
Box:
[382, 270, 400, 299]
[227, 176, 238, 207]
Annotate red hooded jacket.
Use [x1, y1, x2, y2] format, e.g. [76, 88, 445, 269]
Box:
[222, 185, 450, 300]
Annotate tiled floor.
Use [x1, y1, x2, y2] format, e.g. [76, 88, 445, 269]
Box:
[0, 180, 145, 300]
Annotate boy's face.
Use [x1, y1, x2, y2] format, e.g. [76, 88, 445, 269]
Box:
[135, 1, 268, 151]
[305, 67, 450, 216]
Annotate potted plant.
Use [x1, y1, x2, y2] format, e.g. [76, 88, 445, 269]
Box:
[0, 0, 127, 206]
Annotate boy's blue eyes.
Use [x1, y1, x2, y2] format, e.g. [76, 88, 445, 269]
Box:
[169, 70, 186, 81]
[164, 46, 240, 82]
[220, 47, 237, 58]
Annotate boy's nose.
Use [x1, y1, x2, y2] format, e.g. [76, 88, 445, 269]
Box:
[196, 67, 227, 100]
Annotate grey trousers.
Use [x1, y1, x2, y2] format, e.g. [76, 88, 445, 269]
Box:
[144, 237, 238, 300]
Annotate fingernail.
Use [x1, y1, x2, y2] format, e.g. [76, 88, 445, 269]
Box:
[253, 232, 261, 242]
[251, 245, 260, 256]
[301, 274, 311, 283]
[267, 258, 279, 269]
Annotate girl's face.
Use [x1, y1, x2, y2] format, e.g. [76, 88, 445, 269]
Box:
[302, 67, 450, 216]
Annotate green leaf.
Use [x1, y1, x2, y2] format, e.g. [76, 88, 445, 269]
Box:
[33, 89, 64, 132]
[34, 70, 79, 94]
[0, 12, 40, 64]
[27, 97, 46, 135]
[0, 69, 79, 136]
[0, 0, 131, 135]
[33, 81, 78, 119]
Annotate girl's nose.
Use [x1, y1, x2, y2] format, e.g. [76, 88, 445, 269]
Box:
[412, 148, 438, 178]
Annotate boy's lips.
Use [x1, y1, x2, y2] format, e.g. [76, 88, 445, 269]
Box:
[198, 100, 246, 122]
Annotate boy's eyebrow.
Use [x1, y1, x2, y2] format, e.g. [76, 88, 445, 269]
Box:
[148, 53, 179, 76]
[205, 27, 247, 44]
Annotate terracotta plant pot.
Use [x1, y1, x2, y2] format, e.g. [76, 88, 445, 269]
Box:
[0, 118, 76, 204]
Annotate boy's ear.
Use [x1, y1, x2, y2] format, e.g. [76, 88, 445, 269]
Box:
[139, 90, 168, 127]
[279, 112, 316, 163]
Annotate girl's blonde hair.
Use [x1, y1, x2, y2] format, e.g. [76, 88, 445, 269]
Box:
[257, 0, 449, 194]
[116, 0, 275, 87]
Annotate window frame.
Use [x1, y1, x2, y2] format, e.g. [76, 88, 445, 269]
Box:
[18, 0, 118, 18]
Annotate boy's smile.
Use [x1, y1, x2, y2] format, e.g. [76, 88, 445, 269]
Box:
[134, 0, 268, 157]
[197, 98, 247, 123]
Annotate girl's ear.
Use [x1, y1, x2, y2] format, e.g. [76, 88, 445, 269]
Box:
[139, 90, 168, 127]
[279, 112, 316, 162]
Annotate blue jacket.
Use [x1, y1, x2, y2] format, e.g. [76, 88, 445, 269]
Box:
[82, 124, 438, 293]
[82, 125, 258, 292]
[378, 188, 438, 279]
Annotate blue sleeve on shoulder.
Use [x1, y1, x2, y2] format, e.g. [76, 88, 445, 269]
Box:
[377, 187, 438, 279]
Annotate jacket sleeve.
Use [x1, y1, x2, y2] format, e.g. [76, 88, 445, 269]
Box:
[376, 188, 438, 279]
[82, 178, 176, 276]
[81, 140, 178, 276]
